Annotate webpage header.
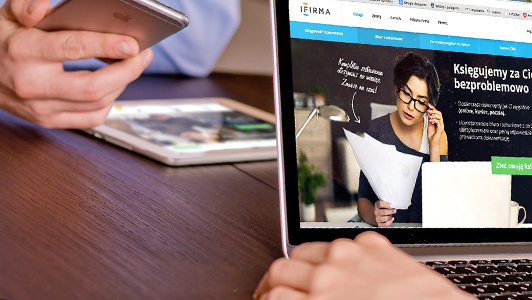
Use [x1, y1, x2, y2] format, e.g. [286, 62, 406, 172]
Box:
[290, 0, 532, 45]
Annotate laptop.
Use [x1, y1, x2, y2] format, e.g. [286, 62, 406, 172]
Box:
[271, 0, 532, 297]
[422, 162, 512, 228]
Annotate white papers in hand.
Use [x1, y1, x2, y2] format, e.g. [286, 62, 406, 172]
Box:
[343, 128, 423, 209]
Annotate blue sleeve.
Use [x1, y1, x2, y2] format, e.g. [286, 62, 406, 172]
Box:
[51, 0, 241, 76]
[143, 0, 241, 76]
[358, 170, 377, 204]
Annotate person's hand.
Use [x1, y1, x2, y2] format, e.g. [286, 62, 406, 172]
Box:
[427, 104, 444, 150]
[374, 200, 396, 227]
[0, 0, 153, 129]
[254, 232, 475, 300]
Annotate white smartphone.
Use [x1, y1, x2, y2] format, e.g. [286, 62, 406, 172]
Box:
[84, 98, 278, 166]
[37, 0, 189, 50]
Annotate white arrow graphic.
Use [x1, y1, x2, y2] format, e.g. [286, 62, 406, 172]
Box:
[351, 92, 361, 123]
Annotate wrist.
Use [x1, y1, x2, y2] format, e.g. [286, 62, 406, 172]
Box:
[429, 146, 440, 154]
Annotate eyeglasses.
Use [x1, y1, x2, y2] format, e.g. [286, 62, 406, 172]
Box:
[398, 88, 429, 113]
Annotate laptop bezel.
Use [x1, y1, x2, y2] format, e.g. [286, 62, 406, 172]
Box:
[271, 0, 532, 254]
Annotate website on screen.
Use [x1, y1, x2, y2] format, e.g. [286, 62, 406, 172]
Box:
[291, 0, 532, 229]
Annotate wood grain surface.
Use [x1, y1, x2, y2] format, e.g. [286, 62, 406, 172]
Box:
[0, 74, 283, 300]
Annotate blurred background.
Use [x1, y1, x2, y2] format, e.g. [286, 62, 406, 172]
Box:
[213, 0, 274, 76]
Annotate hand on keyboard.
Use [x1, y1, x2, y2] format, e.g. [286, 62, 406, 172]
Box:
[254, 232, 474, 300]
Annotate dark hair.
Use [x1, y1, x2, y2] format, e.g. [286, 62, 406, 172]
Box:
[393, 52, 440, 105]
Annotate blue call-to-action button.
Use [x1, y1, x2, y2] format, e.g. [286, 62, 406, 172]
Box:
[480, 40, 532, 59]
[290, 21, 357, 43]
[357, 28, 420, 49]
[420, 34, 479, 54]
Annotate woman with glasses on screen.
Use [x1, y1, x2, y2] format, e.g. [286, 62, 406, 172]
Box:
[357, 52, 448, 227]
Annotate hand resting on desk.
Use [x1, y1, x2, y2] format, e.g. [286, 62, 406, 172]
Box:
[254, 232, 474, 300]
[0, 0, 152, 128]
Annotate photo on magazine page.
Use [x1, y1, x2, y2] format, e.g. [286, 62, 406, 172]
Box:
[293, 40, 532, 229]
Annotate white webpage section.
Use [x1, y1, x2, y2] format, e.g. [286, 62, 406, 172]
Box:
[410, 0, 532, 10]
[293, 0, 344, 25]
[341, 2, 532, 43]
[290, 0, 532, 44]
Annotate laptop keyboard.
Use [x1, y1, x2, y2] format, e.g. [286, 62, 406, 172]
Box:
[425, 259, 532, 299]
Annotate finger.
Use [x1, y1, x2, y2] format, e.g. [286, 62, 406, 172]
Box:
[354, 231, 392, 247]
[12, 84, 123, 129]
[430, 109, 442, 116]
[437, 118, 445, 133]
[254, 271, 271, 299]
[429, 115, 441, 122]
[376, 215, 392, 225]
[22, 86, 123, 116]
[290, 242, 331, 264]
[254, 258, 314, 298]
[429, 112, 443, 121]
[17, 49, 152, 101]
[0, 0, 49, 26]
[66, 86, 124, 113]
[429, 118, 443, 128]
[19, 28, 140, 61]
[429, 113, 443, 128]
[428, 109, 441, 116]
[324, 239, 363, 265]
[69, 49, 150, 99]
[376, 208, 396, 216]
[36, 101, 115, 129]
[257, 286, 307, 300]
[375, 200, 393, 209]
[378, 217, 394, 227]
[429, 115, 440, 124]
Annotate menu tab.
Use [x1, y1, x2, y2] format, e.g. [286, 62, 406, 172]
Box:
[358, 28, 419, 48]
[290, 21, 358, 43]
[431, 2, 461, 12]
[420, 34, 479, 52]
[401, 1, 430, 8]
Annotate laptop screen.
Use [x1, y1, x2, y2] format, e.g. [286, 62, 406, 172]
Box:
[275, 0, 532, 245]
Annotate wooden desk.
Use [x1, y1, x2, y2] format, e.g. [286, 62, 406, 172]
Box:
[0, 74, 283, 300]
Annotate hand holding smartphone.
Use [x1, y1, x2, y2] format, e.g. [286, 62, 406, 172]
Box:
[36, 0, 189, 51]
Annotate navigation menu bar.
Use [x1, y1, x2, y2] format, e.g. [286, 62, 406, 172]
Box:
[290, 21, 532, 59]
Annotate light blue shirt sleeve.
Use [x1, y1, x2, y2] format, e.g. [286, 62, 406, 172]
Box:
[143, 0, 241, 76]
[2, 0, 241, 77]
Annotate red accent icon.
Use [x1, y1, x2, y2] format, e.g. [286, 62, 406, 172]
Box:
[524, 13, 528, 18]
